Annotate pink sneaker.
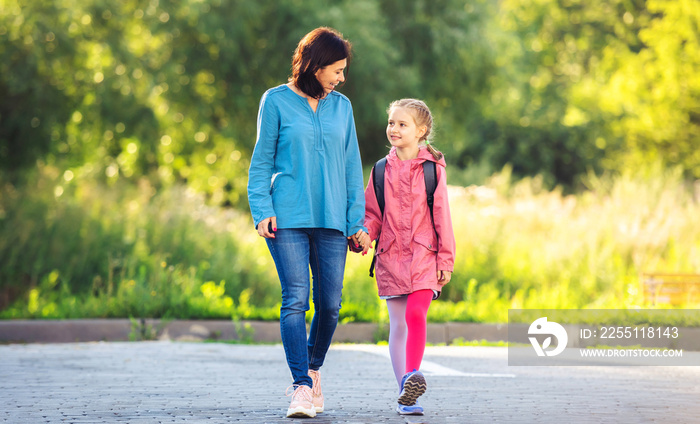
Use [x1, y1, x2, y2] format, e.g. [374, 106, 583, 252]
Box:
[285, 385, 316, 418]
[308, 369, 324, 413]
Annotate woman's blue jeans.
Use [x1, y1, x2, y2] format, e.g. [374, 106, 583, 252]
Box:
[266, 228, 347, 387]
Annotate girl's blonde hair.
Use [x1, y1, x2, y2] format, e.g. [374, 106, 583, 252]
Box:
[387, 98, 443, 160]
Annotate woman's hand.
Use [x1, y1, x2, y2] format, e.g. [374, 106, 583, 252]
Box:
[257, 217, 277, 238]
[437, 270, 452, 285]
[358, 231, 372, 255]
[349, 230, 371, 255]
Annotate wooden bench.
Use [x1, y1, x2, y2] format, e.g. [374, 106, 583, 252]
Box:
[642, 273, 700, 305]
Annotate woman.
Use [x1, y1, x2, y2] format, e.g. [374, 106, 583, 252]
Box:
[247, 27, 367, 419]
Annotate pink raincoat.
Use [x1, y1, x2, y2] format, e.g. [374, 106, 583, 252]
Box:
[364, 147, 456, 297]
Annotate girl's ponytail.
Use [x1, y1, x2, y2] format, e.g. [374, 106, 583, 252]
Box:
[425, 140, 443, 161]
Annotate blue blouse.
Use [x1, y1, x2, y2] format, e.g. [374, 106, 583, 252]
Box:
[247, 84, 366, 237]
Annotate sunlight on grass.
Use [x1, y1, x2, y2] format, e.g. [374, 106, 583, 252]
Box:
[1, 164, 698, 322]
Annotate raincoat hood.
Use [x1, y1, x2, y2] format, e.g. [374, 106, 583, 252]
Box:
[386, 146, 447, 168]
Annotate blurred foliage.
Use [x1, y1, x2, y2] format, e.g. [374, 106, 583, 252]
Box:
[2, 0, 700, 197]
[0, 167, 283, 318]
[2, 164, 698, 321]
[1, 0, 700, 321]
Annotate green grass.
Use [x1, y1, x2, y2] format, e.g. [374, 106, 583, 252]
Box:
[1, 163, 699, 322]
[0, 169, 281, 320]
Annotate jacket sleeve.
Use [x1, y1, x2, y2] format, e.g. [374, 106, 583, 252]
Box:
[344, 104, 367, 236]
[433, 165, 455, 271]
[363, 168, 383, 242]
[247, 91, 278, 229]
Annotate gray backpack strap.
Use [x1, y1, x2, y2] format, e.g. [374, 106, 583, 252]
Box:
[373, 158, 387, 216]
[423, 161, 437, 225]
[369, 158, 387, 277]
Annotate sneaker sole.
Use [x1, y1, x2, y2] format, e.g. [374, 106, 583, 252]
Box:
[397, 373, 427, 406]
[396, 405, 424, 415]
[286, 406, 316, 418]
[314, 404, 324, 413]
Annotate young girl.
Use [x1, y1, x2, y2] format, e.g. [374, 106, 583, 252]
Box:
[362, 99, 456, 415]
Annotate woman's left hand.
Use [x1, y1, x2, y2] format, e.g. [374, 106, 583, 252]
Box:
[437, 270, 452, 285]
[349, 230, 371, 255]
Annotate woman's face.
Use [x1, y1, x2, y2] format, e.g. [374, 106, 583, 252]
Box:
[315, 59, 347, 96]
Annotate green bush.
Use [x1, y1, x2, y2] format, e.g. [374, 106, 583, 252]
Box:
[0, 166, 280, 319]
[1, 164, 699, 323]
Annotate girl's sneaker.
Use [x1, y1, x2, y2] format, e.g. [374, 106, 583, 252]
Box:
[398, 369, 426, 406]
[396, 401, 424, 415]
[308, 369, 324, 413]
[285, 385, 316, 418]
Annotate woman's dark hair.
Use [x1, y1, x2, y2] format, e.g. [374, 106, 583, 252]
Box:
[289, 27, 352, 99]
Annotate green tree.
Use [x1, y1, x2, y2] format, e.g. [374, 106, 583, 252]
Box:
[591, 0, 700, 177]
[2, 0, 698, 197]
[492, 0, 700, 183]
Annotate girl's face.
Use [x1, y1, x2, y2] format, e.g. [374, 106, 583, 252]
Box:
[386, 107, 426, 149]
[315, 59, 347, 96]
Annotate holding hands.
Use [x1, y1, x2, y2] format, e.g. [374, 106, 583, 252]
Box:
[349, 230, 372, 255]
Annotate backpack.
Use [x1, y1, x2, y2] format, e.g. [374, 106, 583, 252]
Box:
[369, 157, 438, 277]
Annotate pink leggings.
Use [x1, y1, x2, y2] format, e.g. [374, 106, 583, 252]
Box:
[386, 289, 433, 387]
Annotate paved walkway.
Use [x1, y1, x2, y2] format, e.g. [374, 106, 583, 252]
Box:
[2, 342, 700, 423]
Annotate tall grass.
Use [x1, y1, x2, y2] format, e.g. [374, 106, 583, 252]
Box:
[1, 164, 698, 322]
[0, 166, 280, 319]
[349, 164, 700, 323]
[437, 164, 700, 321]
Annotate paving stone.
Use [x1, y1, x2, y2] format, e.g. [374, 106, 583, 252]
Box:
[1, 342, 700, 423]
